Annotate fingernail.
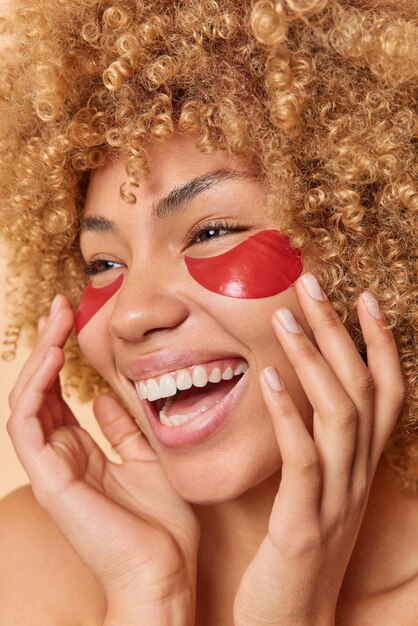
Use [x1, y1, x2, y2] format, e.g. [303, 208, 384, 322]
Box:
[263, 366, 284, 391]
[275, 308, 302, 333]
[362, 292, 383, 320]
[301, 273, 327, 301]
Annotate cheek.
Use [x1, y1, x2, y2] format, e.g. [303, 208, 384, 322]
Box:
[76, 306, 117, 391]
[75, 273, 124, 335]
[184, 229, 302, 299]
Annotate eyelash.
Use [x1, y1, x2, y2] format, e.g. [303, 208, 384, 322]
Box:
[83, 259, 122, 277]
[183, 219, 248, 247]
[82, 220, 248, 276]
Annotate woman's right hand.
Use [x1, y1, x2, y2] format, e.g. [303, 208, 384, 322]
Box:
[7, 295, 199, 625]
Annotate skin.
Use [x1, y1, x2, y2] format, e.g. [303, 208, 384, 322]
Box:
[5, 133, 416, 626]
[77, 136, 314, 505]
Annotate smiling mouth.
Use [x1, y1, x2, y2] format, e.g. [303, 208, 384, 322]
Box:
[134, 359, 248, 427]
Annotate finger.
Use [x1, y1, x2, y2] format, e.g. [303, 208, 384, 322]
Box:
[38, 312, 66, 429]
[39, 404, 56, 436]
[357, 292, 406, 470]
[42, 378, 65, 428]
[46, 379, 79, 429]
[38, 316, 48, 333]
[58, 380, 80, 427]
[7, 346, 64, 475]
[38, 308, 79, 428]
[93, 395, 158, 462]
[294, 273, 376, 505]
[260, 367, 321, 541]
[272, 306, 358, 494]
[296, 273, 374, 449]
[8, 296, 74, 410]
[33, 322, 80, 434]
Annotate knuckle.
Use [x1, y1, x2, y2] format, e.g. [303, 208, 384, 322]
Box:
[8, 389, 16, 410]
[292, 524, 323, 556]
[342, 481, 370, 523]
[395, 380, 407, 405]
[272, 521, 322, 557]
[294, 451, 321, 476]
[334, 403, 358, 427]
[353, 371, 375, 394]
[318, 307, 342, 329]
[292, 340, 318, 362]
[5, 414, 19, 441]
[5, 416, 13, 436]
[384, 379, 408, 417]
[352, 477, 369, 507]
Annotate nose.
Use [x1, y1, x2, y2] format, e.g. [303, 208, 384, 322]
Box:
[109, 265, 189, 342]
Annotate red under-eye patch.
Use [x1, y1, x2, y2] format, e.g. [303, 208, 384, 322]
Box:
[184, 229, 302, 298]
[75, 273, 124, 335]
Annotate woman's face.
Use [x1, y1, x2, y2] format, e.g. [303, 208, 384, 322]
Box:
[78, 133, 313, 504]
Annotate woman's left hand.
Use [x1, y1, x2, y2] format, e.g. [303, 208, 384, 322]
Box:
[233, 272, 406, 626]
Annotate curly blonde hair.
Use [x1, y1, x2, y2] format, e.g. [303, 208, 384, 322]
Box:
[0, 0, 417, 490]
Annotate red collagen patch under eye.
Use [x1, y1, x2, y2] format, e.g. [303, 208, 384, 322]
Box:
[184, 229, 302, 298]
[75, 273, 124, 335]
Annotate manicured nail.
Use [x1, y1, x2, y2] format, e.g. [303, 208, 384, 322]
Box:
[301, 272, 327, 301]
[263, 366, 284, 391]
[275, 308, 302, 333]
[362, 291, 383, 320]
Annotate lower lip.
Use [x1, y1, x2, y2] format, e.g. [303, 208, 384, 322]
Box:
[140, 371, 250, 448]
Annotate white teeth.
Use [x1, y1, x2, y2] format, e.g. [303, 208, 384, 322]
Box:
[192, 365, 208, 387]
[159, 407, 202, 427]
[176, 369, 192, 390]
[208, 367, 222, 383]
[138, 381, 147, 400]
[221, 366, 233, 380]
[160, 412, 170, 426]
[146, 378, 160, 402]
[159, 373, 177, 398]
[234, 363, 249, 376]
[135, 360, 248, 402]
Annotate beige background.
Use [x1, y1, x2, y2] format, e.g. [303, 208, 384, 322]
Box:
[0, 3, 117, 501]
[0, 254, 117, 501]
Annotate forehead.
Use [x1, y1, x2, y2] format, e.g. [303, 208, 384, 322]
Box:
[83, 133, 257, 218]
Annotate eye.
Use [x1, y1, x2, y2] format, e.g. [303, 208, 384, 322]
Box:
[82, 259, 124, 276]
[195, 227, 230, 243]
[187, 220, 248, 246]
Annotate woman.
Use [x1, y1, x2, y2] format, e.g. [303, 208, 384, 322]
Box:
[0, 0, 417, 624]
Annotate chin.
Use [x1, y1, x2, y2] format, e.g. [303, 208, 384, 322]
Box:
[162, 453, 281, 505]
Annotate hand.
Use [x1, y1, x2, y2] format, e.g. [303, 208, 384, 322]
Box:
[233, 272, 406, 626]
[7, 295, 199, 625]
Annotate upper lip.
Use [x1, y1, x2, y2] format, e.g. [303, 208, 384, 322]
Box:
[121, 350, 246, 382]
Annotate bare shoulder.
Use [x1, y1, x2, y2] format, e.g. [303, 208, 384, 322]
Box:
[0, 484, 107, 626]
[339, 462, 418, 625]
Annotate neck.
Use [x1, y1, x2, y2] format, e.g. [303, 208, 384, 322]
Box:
[192, 459, 418, 625]
[341, 458, 418, 598]
[193, 471, 280, 626]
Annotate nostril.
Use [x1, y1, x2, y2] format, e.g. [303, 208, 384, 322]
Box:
[109, 290, 190, 342]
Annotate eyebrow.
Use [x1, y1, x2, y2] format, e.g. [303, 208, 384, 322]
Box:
[153, 168, 259, 220]
[79, 215, 118, 234]
[79, 168, 259, 234]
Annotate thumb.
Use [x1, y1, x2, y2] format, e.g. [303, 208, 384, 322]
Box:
[93, 394, 158, 462]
